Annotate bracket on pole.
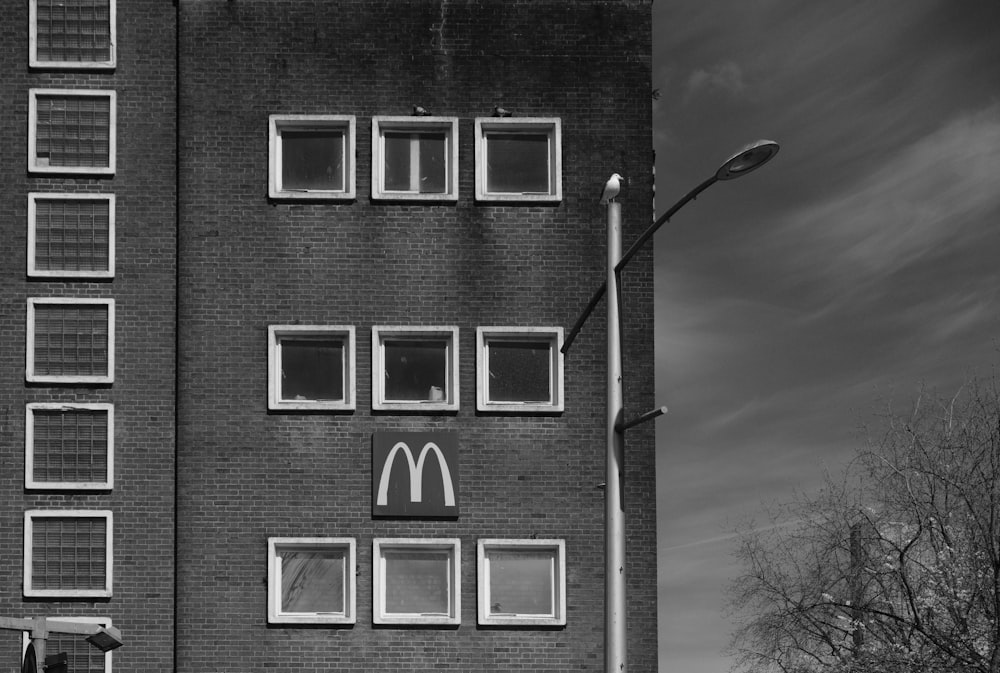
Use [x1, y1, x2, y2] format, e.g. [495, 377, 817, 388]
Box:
[615, 405, 667, 433]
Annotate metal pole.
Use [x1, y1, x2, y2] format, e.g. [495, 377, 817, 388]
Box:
[605, 200, 627, 673]
[30, 617, 47, 673]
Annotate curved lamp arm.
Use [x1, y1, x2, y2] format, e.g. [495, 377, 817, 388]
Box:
[561, 140, 779, 354]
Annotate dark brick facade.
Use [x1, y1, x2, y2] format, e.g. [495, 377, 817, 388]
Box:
[0, 0, 177, 672]
[3, 2, 655, 672]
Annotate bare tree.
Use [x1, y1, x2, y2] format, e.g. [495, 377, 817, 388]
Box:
[727, 374, 1000, 673]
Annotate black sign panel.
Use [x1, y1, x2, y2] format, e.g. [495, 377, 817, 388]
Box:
[372, 431, 459, 518]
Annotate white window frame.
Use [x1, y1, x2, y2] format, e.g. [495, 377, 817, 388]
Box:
[371, 116, 459, 201]
[474, 117, 562, 202]
[371, 326, 460, 412]
[23, 509, 113, 598]
[269, 115, 356, 200]
[373, 538, 460, 626]
[476, 326, 564, 413]
[26, 297, 115, 384]
[29, 0, 117, 70]
[26, 402, 114, 490]
[267, 537, 357, 625]
[21, 617, 114, 673]
[28, 192, 116, 279]
[477, 539, 566, 626]
[267, 325, 356, 411]
[28, 89, 116, 175]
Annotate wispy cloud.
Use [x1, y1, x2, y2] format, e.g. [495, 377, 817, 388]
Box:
[685, 61, 746, 100]
[661, 518, 805, 552]
[778, 104, 1000, 300]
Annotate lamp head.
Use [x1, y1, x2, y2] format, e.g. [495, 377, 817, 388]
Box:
[85, 626, 124, 653]
[716, 140, 779, 180]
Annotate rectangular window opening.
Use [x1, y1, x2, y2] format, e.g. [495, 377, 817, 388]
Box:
[268, 538, 356, 624]
[29, 193, 114, 278]
[372, 117, 458, 201]
[477, 327, 563, 413]
[475, 118, 561, 202]
[373, 327, 459, 411]
[27, 298, 114, 384]
[485, 132, 551, 194]
[27, 403, 113, 490]
[281, 130, 345, 191]
[374, 538, 460, 625]
[478, 539, 565, 626]
[31, 0, 116, 68]
[30, 90, 115, 175]
[268, 326, 355, 411]
[384, 339, 448, 402]
[24, 510, 113, 598]
[269, 116, 356, 199]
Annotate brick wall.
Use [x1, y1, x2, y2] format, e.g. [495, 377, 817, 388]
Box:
[177, 2, 655, 672]
[0, 1, 176, 670]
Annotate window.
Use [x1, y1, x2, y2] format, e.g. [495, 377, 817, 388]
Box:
[28, 193, 115, 278]
[26, 403, 114, 490]
[372, 326, 459, 411]
[476, 327, 564, 413]
[21, 618, 114, 673]
[268, 538, 356, 625]
[475, 117, 562, 202]
[27, 298, 114, 384]
[23, 510, 113, 598]
[269, 115, 356, 199]
[477, 539, 566, 626]
[373, 538, 460, 625]
[268, 325, 356, 411]
[29, 89, 116, 175]
[371, 116, 458, 201]
[30, 0, 116, 69]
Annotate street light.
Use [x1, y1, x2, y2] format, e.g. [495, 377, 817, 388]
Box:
[563, 140, 780, 354]
[566, 140, 779, 673]
[0, 617, 123, 673]
[85, 626, 125, 653]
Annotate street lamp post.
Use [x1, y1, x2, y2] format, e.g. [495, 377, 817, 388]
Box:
[0, 617, 123, 673]
[568, 140, 779, 673]
[605, 197, 627, 673]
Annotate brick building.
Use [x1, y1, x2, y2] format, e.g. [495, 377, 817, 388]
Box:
[1, 2, 657, 672]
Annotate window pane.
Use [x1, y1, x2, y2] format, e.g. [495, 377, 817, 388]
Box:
[488, 341, 552, 402]
[281, 130, 344, 191]
[385, 550, 449, 614]
[32, 408, 108, 483]
[281, 338, 344, 401]
[383, 133, 412, 191]
[35, 95, 111, 169]
[32, 516, 106, 591]
[486, 132, 550, 193]
[383, 132, 447, 193]
[280, 549, 345, 614]
[384, 340, 447, 401]
[418, 133, 447, 193]
[36, 0, 112, 63]
[47, 630, 105, 673]
[489, 549, 554, 615]
[34, 198, 111, 272]
[33, 304, 109, 377]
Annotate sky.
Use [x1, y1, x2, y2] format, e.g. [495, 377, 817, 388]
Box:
[649, 2, 1000, 672]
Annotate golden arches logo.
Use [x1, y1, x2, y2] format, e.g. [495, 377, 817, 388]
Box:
[376, 441, 456, 507]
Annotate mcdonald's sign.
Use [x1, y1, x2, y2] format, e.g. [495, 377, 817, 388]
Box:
[372, 432, 459, 518]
